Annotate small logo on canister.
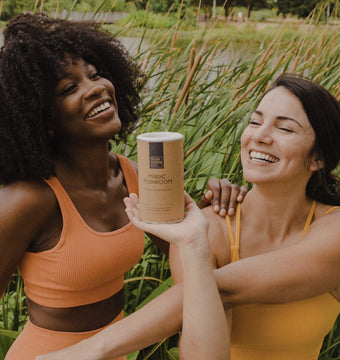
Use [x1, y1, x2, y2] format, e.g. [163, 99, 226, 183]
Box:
[149, 142, 164, 169]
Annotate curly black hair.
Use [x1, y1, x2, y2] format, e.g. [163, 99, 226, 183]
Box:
[0, 13, 143, 184]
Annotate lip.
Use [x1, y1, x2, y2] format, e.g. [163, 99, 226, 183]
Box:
[248, 149, 279, 163]
[85, 98, 114, 119]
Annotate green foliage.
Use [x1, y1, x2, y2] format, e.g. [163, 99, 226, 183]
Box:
[1, 4, 340, 359]
[0, 272, 27, 356]
[277, 0, 319, 18]
[0, 0, 33, 20]
[251, 8, 276, 21]
[111, 13, 340, 358]
[120, 10, 178, 29]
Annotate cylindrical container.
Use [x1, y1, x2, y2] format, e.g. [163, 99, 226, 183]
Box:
[137, 132, 184, 223]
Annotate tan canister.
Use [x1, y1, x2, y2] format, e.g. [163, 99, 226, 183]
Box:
[137, 132, 184, 223]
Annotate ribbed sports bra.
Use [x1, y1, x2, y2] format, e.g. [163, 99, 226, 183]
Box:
[226, 202, 340, 360]
[18, 154, 145, 308]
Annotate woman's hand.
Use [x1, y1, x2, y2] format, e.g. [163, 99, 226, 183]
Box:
[124, 192, 208, 249]
[197, 178, 248, 217]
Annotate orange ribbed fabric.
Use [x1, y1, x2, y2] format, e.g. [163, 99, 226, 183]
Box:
[225, 203, 340, 360]
[18, 154, 144, 308]
[5, 312, 126, 360]
[6, 155, 144, 360]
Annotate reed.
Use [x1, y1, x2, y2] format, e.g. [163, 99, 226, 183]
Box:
[116, 8, 339, 359]
[0, 3, 339, 359]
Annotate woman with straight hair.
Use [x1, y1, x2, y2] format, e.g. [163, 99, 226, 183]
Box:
[37, 74, 340, 360]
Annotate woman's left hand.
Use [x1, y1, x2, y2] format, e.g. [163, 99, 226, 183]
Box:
[124, 192, 208, 248]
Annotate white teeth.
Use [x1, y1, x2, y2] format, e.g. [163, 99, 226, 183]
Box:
[250, 151, 278, 163]
[87, 101, 110, 118]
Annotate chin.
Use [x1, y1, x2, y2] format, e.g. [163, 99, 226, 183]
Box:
[242, 170, 272, 185]
[110, 119, 122, 135]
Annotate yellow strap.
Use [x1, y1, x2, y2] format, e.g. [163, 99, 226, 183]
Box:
[225, 203, 241, 262]
[235, 203, 241, 250]
[324, 206, 340, 215]
[227, 200, 319, 259]
[302, 200, 316, 239]
[225, 216, 234, 248]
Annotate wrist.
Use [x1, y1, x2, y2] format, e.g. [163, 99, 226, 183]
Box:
[178, 241, 212, 268]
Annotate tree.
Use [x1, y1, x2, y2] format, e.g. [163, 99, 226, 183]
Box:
[277, 0, 319, 18]
[196, 0, 270, 19]
[236, 0, 268, 19]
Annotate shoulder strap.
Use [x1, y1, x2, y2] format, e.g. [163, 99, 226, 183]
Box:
[302, 200, 316, 239]
[115, 154, 139, 195]
[44, 176, 73, 213]
[324, 206, 340, 215]
[225, 203, 241, 263]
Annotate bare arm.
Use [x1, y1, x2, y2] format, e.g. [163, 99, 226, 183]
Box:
[214, 211, 340, 304]
[36, 201, 340, 360]
[172, 207, 340, 305]
[124, 193, 229, 360]
[36, 193, 229, 360]
[35, 285, 183, 360]
[212, 208, 340, 304]
[0, 181, 54, 296]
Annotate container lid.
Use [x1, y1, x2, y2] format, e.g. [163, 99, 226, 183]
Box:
[137, 132, 184, 142]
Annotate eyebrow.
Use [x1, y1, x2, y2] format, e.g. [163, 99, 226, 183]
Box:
[57, 62, 93, 82]
[253, 110, 302, 128]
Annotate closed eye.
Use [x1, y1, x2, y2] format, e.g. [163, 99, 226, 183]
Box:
[278, 127, 294, 133]
[249, 120, 261, 126]
[61, 84, 77, 95]
[89, 72, 101, 80]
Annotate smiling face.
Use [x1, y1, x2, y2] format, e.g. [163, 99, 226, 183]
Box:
[52, 57, 121, 146]
[241, 86, 319, 187]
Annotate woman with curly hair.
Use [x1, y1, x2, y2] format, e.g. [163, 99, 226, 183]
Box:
[0, 12, 146, 360]
[0, 12, 243, 360]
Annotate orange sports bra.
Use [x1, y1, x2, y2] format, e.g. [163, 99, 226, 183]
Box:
[18, 154, 145, 308]
[226, 201, 340, 360]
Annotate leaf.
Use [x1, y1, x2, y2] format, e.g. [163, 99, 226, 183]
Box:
[136, 277, 174, 310]
[127, 351, 139, 360]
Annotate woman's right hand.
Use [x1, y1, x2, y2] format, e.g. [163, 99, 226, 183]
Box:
[124, 192, 209, 249]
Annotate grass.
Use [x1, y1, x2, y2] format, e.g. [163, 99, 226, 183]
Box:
[112, 6, 340, 359]
[0, 2, 339, 359]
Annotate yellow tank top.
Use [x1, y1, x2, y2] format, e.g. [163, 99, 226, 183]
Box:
[226, 202, 340, 360]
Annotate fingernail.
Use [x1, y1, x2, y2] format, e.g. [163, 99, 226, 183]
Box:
[228, 208, 235, 216]
[213, 205, 219, 212]
[219, 208, 226, 217]
[237, 195, 243, 202]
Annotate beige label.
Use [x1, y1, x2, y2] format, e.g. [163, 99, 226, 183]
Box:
[137, 133, 184, 223]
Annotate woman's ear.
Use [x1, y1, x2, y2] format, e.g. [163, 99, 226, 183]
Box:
[309, 156, 325, 171]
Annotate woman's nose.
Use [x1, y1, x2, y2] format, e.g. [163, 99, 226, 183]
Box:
[84, 82, 105, 99]
[253, 125, 273, 144]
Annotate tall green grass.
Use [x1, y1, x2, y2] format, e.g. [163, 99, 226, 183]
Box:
[113, 6, 340, 359]
[0, 2, 339, 360]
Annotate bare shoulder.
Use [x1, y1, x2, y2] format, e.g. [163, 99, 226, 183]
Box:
[308, 202, 340, 238]
[1, 179, 56, 209]
[0, 180, 58, 239]
[202, 206, 231, 268]
[0, 180, 59, 295]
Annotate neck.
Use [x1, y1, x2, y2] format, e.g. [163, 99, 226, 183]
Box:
[242, 183, 314, 241]
[54, 141, 117, 189]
